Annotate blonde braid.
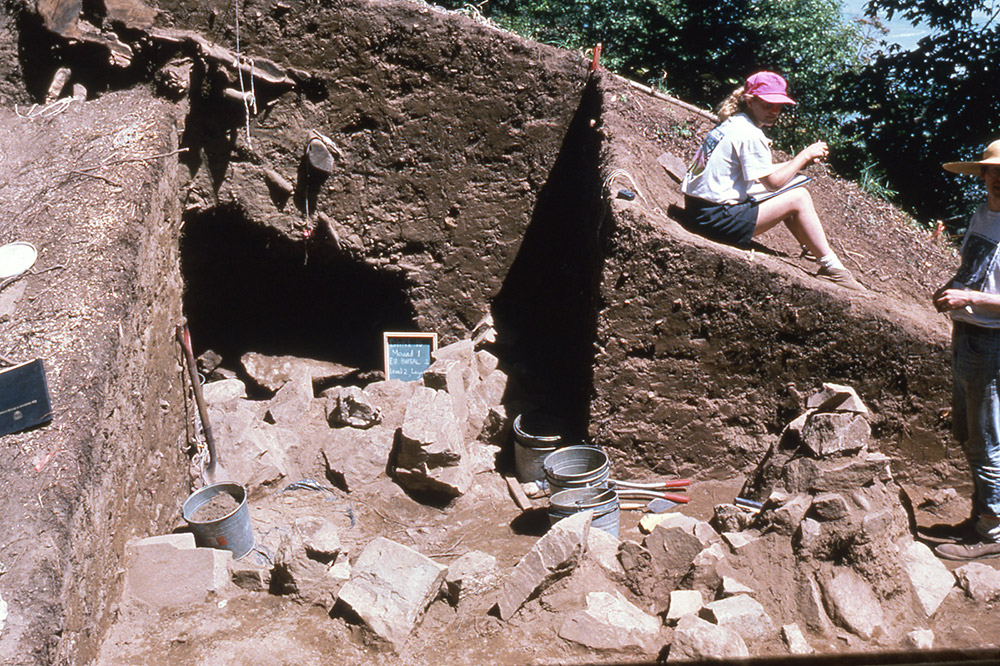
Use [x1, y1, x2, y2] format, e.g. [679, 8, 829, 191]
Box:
[716, 85, 748, 122]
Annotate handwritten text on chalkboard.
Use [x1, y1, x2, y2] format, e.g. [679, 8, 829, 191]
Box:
[383, 332, 437, 382]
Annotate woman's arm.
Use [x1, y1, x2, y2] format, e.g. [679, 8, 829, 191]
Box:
[760, 141, 828, 191]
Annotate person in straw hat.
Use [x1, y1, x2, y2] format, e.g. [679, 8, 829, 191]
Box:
[931, 138, 1000, 560]
[681, 71, 865, 291]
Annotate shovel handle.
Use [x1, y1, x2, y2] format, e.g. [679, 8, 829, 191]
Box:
[176, 323, 220, 478]
[614, 478, 690, 490]
[617, 489, 690, 504]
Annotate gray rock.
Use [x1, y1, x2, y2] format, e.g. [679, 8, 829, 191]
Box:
[242, 351, 355, 392]
[700, 594, 775, 642]
[806, 382, 870, 415]
[800, 412, 870, 458]
[202, 378, 247, 404]
[796, 573, 836, 636]
[719, 576, 754, 598]
[444, 550, 501, 603]
[905, 629, 934, 649]
[668, 614, 749, 661]
[780, 623, 813, 654]
[124, 534, 232, 608]
[712, 503, 752, 533]
[271, 517, 343, 609]
[645, 524, 704, 586]
[767, 492, 812, 536]
[496, 510, 592, 620]
[306, 137, 335, 173]
[266, 371, 317, 427]
[666, 589, 704, 622]
[811, 492, 849, 521]
[336, 537, 448, 649]
[422, 357, 471, 426]
[393, 387, 473, 497]
[902, 540, 954, 616]
[475, 349, 499, 379]
[822, 568, 884, 640]
[955, 562, 1000, 603]
[586, 524, 625, 579]
[558, 590, 661, 653]
[326, 385, 381, 429]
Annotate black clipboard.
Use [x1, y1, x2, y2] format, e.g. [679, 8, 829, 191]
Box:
[0, 359, 52, 436]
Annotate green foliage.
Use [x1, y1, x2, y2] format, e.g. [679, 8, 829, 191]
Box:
[436, 0, 867, 161]
[840, 0, 1000, 223]
[858, 162, 899, 200]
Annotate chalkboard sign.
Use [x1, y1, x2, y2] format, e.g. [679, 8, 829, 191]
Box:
[383, 332, 438, 382]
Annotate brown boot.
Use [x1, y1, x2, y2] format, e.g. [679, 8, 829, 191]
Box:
[816, 265, 867, 292]
[934, 536, 1000, 561]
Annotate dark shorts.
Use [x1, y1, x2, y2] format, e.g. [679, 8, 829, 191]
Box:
[682, 195, 759, 248]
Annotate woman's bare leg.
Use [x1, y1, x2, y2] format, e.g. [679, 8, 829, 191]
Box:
[754, 188, 833, 259]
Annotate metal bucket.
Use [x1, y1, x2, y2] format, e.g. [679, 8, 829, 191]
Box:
[549, 485, 620, 537]
[182, 482, 255, 560]
[543, 445, 610, 495]
[513, 412, 566, 483]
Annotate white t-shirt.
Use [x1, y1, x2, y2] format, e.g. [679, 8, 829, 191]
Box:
[682, 113, 773, 205]
[951, 203, 1000, 328]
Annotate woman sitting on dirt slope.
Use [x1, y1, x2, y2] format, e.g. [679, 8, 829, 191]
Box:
[681, 71, 865, 292]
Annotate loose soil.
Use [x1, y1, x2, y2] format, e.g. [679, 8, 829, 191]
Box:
[190, 492, 241, 523]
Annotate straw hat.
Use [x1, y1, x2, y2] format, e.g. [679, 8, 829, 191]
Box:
[943, 139, 1000, 176]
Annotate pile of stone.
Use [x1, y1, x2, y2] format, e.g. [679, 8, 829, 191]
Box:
[120, 374, 1000, 659]
[197, 330, 509, 500]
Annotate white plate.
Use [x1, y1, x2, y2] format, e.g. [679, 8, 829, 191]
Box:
[0, 242, 37, 279]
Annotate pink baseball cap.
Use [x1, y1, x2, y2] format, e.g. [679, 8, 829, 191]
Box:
[745, 71, 797, 105]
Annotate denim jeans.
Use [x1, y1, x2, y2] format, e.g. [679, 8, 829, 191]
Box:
[952, 321, 1000, 541]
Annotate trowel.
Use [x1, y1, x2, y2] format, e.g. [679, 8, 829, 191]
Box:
[176, 321, 228, 485]
[620, 498, 678, 513]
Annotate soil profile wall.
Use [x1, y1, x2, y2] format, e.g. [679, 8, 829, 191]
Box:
[0, 92, 188, 666]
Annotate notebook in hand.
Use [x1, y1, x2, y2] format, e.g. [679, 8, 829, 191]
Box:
[749, 174, 813, 203]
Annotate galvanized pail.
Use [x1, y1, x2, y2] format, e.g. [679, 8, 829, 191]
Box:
[182, 482, 255, 560]
[512, 411, 566, 483]
[548, 485, 620, 537]
[543, 445, 610, 495]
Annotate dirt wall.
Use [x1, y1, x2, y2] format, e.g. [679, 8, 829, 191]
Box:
[592, 206, 953, 485]
[167, 0, 590, 347]
[0, 91, 188, 666]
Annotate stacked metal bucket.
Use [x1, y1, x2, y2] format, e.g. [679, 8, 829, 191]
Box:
[512, 412, 619, 536]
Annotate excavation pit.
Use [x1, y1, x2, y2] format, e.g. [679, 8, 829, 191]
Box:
[0, 0, 997, 663]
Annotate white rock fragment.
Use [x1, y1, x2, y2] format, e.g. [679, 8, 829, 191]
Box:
[781, 623, 813, 654]
[496, 510, 592, 620]
[666, 589, 704, 623]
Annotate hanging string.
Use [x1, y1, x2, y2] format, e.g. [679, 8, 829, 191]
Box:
[233, 0, 254, 150]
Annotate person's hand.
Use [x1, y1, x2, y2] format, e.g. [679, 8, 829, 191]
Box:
[935, 287, 974, 312]
[800, 141, 829, 165]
